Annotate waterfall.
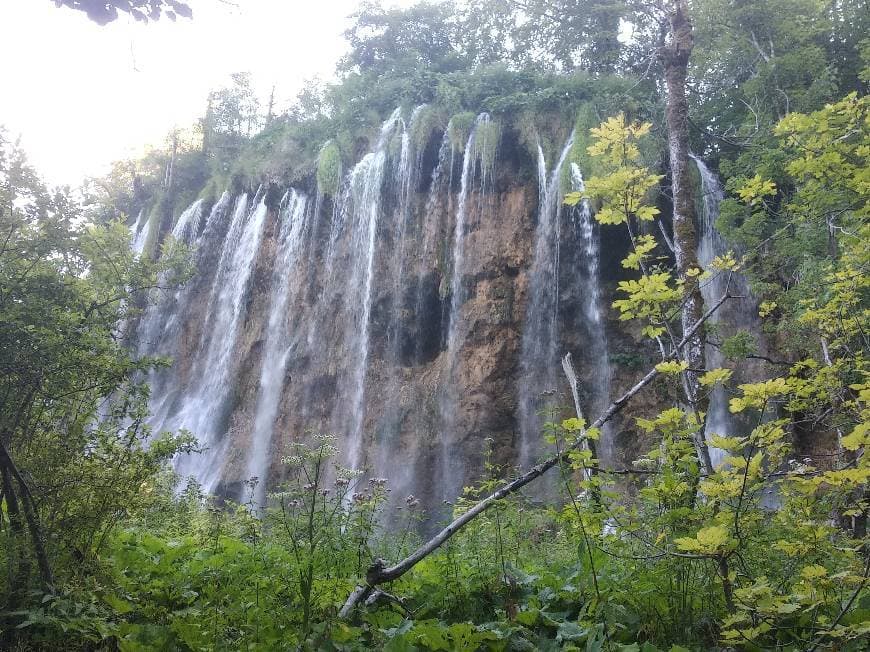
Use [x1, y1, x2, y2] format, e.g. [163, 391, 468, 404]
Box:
[333, 107, 405, 475]
[376, 106, 427, 476]
[384, 105, 425, 368]
[135, 197, 218, 360]
[169, 198, 205, 244]
[570, 163, 612, 461]
[517, 135, 575, 467]
[413, 125, 453, 368]
[693, 155, 756, 468]
[444, 114, 492, 361]
[130, 209, 148, 254]
[243, 191, 309, 504]
[439, 113, 493, 500]
[171, 193, 269, 491]
[134, 194, 232, 443]
[342, 146, 385, 475]
[422, 125, 454, 261]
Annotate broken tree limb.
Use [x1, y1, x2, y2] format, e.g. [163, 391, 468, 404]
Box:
[340, 585, 372, 618]
[561, 352, 585, 426]
[561, 353, 596, 483]
[339, 291, 732, 618]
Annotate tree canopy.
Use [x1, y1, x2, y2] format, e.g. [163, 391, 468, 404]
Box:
[53, 0, 192, 25]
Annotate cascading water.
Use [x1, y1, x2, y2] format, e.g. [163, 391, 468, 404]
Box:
[693, 155, 757, 468]
[124, 111, 656, 509]
[421, 126, 454, 264]
[376, 106, 427, 474]
[570, 163, 613, 461]
[243, 191, 309, 504]
[169, 198, 205, 245]
[171, 193, 269, 491]
[134, 194, 232, 439]
[439, 113, 493, 500]
[332, 107, 404, 475]
[130, 209, 148, 254]
[380, 107, 424, 371]
[413, 124, 454, 367]
[517, 135, 575, 468]
[135, 198, 211, 360]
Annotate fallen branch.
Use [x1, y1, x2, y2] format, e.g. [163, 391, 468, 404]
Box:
[339, 292, 732, 618]
[364, 588, 411, 615]
[561, 352, 597, 476]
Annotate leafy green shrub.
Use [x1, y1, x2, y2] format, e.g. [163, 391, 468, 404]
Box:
[473, 119, 501, 174]
[720, 329, 757, 360]
[447, 111, 476, 151]
[316, 140, 342, 197]
[610, 351, 645, 370]
[410, 104, 443, 151]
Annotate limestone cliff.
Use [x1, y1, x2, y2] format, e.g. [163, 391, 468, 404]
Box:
[132, 111, 728, 520]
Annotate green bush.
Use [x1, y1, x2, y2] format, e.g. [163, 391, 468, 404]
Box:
[473, 119, 501, 174]
[316, 140, 342, 197]
[447, 111, 476, 151]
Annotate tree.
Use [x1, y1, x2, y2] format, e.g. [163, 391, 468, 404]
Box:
[341, 1, 465, 77]
[453, 0, 639, 73]
[52, 0, 192, 25]
[203, 73, 261, 176]
[0, 131, 194, 616]
[659, 0, 713, 474]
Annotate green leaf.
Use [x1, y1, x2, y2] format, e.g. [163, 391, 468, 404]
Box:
[555, 621, 587, 643]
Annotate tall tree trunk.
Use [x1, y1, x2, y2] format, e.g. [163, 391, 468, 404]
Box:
[266, 84, 276, 125]
[0, 457, 30, 607]
[660, 0, 713, 476]
[0, 440, 53, 589]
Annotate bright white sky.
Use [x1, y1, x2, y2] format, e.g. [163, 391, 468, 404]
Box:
[0, 0, 412, 187]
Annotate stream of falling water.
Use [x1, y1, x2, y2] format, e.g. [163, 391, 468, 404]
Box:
[130, 209, 148, 254]
[136, 197, 226, 426]
[439, 113, 493, 501]
[170, 198, 205, 245]
[376, 106, 427, 476]
[413, 124, 454, 367]
[693, 155, 758, 468]
[517, 135, 575, 468]
[337, 107, 404, 476]
[243, 191, 309, 504]
[570, 163, 613, 461]
[172, 193, 269, 491]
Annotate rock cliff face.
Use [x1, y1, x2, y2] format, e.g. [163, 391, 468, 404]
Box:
[132, 110, 699, 519]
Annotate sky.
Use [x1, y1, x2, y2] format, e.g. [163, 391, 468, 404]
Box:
[0, 0, 410, 187]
